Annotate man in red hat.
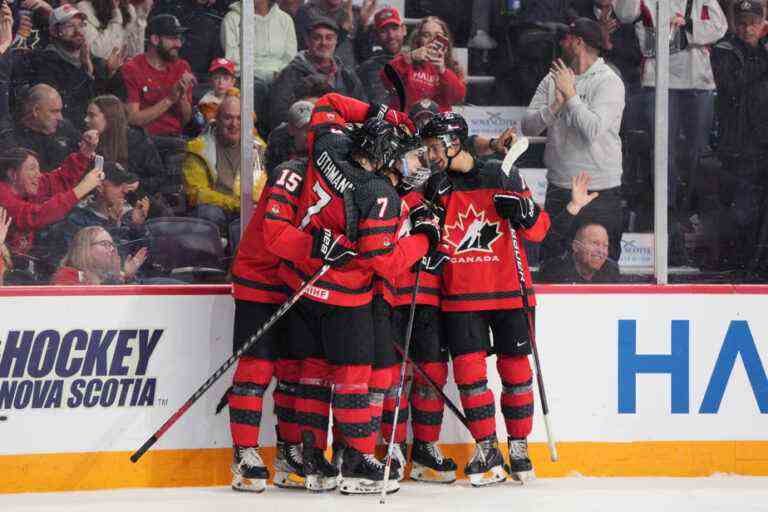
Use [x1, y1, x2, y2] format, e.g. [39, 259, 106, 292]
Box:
[357, 7, 407, 105]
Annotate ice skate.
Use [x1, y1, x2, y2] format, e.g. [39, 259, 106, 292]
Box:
[409, 440, 457, 484]
[231, 446, 268, 493]
[465, 438, 507, 487]
[339, 446, 400, 495]
[301, 432, 339, 492]
[508, 437, 535, 483]
[273, 440, 306, 489]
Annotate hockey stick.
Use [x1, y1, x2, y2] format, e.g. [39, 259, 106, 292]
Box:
[500, 137, 558, 462]
[129, 264, 331, 463]
[380, 265, 421, 504]
[390, 340, 470, 429]
[383, 63, 406, 112]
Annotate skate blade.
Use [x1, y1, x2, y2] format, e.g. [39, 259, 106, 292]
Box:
[468, 465, 507, 487]
[339, 477, 400, 495]
[231, 474, 266, 493]
[305, 474, 339, 492]
[510, 469, 536, 484]
[409, 464, 457, 484]
[273, 471, 306, 489]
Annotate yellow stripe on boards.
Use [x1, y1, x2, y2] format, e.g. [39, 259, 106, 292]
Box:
[2, 441, 768, 494]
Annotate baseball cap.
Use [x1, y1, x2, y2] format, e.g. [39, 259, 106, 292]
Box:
[307, 16, 340, 33]
[288, 100, 314, 129]
[408, 99, 440, 127]
[564, 17, 605, 51]
[103, 162, 139, 185]
[209, 58, 236, 75]
[148, 14, 189, 37]
[374, 7, 403, 31]
[49, 4, 86, 30]
[734, 0, 764, 18]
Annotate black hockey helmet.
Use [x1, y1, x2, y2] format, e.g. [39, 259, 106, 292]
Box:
[420, 111, 469, 147]
[351, 118, 420, 170]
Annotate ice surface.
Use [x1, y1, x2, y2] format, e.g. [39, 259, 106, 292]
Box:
[5, 477, 768, 512]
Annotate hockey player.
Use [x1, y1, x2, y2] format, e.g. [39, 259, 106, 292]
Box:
[229, 156, 357, 493]
[270, 93, 441, 495]
[421, 112, 551, 486]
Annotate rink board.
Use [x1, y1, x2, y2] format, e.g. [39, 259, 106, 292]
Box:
[1, 285, 767, 492]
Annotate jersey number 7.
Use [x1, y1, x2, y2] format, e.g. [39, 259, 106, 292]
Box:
[299, 182, 332, 230]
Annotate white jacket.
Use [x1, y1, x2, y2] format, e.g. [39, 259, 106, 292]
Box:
[522, 58, 625, 191]
[613, 0, 727, 90]
[221, 2, 297, 81]
[76, 1, 148, 60]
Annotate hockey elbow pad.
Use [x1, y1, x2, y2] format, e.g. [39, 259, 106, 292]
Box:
[493, 193, 540, 230]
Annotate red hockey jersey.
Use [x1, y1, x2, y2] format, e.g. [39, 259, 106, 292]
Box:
[428, 159, 551, 312]
[231, 159, 309, 304]
[276, 93, 429, 307]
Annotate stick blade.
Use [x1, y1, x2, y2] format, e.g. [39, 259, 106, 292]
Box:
[501, 136, 530, 176]
[383, 63, 406, 112]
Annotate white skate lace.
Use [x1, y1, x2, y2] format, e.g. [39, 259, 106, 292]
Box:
[426, 443, 445, 464]
[363, 453, 385, 470]
[288, 444, 303, 465]
[239, 447, 264, 468]
[509, 440, 528, 460]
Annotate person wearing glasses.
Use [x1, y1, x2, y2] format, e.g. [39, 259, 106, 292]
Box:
[121, 14, 197, 137]
[52, 225, 146, 284]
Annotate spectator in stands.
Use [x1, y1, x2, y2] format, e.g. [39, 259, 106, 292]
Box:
[183, 95, 267, 241]
[0, 2, 15, 123]
[710, 0, 768, 271]
[614, 0, 727, 263]
[122, 14, 196, 136]
[383, 15, 467, 112]
[61, 160, 149, 260]
[295, 0, 378, 68]
[198, 57, 238, 122]
[0, 2, 14, 54]
[153, 0, 225, 81]
[539, 170, 620, 282]
[85, 95, 170, 209]
[0, 131, 103, 263]
[539, 222, 620, 282]
[522, 18, 625, 262]
[0, 84, 81, 172]
[12, 4, 119, 130]
[75, 0, 151, 60]
[265, 98, 313, 173]
[357, 6, 407, 105]
[270, 16, 366, 128]
[571, 0, 643, 94]
[8, 0, 54, 50]
[278, 0, 302, 17]
[221, 0, 296, 131]
[52, 225, 147, 284]
[407, 98, 441, 131]
[0, 206, 11, 284]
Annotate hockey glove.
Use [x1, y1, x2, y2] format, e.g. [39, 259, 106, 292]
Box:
[311, 228, 357, 267]
[409, 203, 442, 252]
[420, 250, 450, 274]
[493, 193, 540, 230]
[367, 102, 416, 135]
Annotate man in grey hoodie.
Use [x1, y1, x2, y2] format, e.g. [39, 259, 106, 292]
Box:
[270, 17, 366, 130]
[523, 18, 626, 262]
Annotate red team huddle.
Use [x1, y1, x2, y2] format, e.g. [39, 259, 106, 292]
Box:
[227, 92, 550, 495]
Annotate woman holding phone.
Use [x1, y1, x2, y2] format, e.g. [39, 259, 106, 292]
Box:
[381, 15, 466, 112]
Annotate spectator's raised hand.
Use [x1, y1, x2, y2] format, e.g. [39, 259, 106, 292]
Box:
[124, 247, 148, 279]
[491, 127, 518, 154]
[131, 197, 150, 225]
[598, 9, 618, 50]
[409, 45, 431, 63]
[551, 59, 577, 101]
[360, 0, 378, 28]
[567, 171, 599, 216]
[79, 130, 100, 158]
[106, 46, 127, 78]
[80, 39, 95, 77]
[0, 206, 12, 247]
[0, 3, 13, 54]
[340, 0, 354, 32]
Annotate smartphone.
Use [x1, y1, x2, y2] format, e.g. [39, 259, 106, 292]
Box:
[432, 34, 449, 52]
[94, 154, 104, 179]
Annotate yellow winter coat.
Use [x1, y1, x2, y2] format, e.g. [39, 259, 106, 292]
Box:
[182, 129, 267, 212]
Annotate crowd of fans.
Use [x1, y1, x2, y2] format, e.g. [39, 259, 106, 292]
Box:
[0, 0, 764, 286]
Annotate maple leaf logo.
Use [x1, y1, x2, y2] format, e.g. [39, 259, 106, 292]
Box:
[444, 204, 502, 255]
